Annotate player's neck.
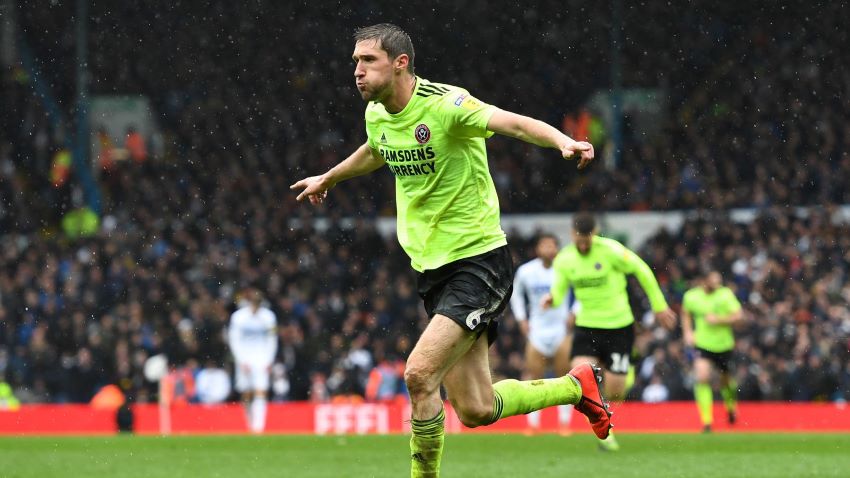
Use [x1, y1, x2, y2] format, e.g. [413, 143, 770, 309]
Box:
[382, 74, 416, 114]
[541, 259, 553, 268]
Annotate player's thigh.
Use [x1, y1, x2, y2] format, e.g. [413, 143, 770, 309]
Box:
[442, 332, 493, 423]
[523, 341, 549, 379]
[552, 334, 573, 376]
[694, 357, 714, 383]
[251, 366, 270, 396]
[234, 366, 251, 393]
[406, 314, 478, 393]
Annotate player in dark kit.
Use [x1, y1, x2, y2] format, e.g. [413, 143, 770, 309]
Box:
[292, 24, 607, 477]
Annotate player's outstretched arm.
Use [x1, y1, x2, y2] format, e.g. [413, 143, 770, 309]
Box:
[290, 143, 385, 205]
[486, 109, 594, 169]
[620, 247, 677, 328]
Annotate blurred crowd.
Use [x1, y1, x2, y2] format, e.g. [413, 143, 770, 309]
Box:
[1, 1, 849, 405]
[629, 209, 850, 403]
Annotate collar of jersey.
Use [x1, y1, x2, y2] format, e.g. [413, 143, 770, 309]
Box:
[382, 76, 421, 118]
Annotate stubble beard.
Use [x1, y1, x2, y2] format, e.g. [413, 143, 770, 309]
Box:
[359, 79, 391, 103]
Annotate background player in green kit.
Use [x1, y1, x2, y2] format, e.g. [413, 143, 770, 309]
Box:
[291, 24, 611, 477]
[681, 270, 744, 432]
[542, 213, 677, 451]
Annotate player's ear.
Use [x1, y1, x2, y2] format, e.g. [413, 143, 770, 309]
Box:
[394, 54, 409, 73]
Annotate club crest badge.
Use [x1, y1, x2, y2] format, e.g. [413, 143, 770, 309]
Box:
[414, 124, 431, 144]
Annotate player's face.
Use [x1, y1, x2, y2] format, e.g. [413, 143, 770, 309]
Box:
[572, 231, 593, 255]
[705, 272, 722, 291]
[536, 237, 559, 263]
[352, 39, 394, 102]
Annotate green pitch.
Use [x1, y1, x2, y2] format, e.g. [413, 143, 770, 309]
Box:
[1, 433, 848, 478]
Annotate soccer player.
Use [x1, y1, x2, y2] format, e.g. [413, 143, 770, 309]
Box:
[291, 23, 610, 477]
[228, 288, 278, 434]
[681, 270, 743, 432]
[543, 212, 676, 451]
[510, 233, 574, 435]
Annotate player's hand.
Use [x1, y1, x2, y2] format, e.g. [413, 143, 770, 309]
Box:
[655, 307, 677, 329]
[540, 293, 553, 310]
[683, 331, 695, 348]
[239, 363, 251, 374]
[705, 314, 719, 325]
[290, 175, 333, 205]
[561, 140, 594, 170]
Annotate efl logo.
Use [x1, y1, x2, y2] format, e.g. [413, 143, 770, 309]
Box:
[314, 404, 390, 435]
[414, 124, 431, 144]
[454, 94, 467, 106]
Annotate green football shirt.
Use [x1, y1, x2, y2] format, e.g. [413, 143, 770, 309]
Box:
[550, 236, 669, 329]
[365, 77, 506, 272]
[683, 286, 741, 353]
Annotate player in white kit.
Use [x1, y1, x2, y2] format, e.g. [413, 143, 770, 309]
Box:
[228, 288, 278, 433]
[510, 233, 574, 434]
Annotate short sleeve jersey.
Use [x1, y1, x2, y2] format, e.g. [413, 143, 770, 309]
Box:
[550, 236, 667, 329]
[683, 286, 741, 353]
[364, 77, 506, 272]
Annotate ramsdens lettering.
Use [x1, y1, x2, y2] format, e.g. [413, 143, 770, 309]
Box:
[379, 146, 436, 163]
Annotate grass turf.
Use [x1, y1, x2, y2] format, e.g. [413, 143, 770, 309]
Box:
[1, 432, 848, 478]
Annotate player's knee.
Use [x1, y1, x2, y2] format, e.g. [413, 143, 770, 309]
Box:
[455, 403, 493, 428]
[404, 364, 437, 400]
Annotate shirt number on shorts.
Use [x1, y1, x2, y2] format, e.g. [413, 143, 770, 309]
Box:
[610, 353, 630, 374]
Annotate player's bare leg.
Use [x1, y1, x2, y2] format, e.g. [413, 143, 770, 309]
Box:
[522, 342, 549, 434]
[405, 314, 478, 478]
[693, 357, 714, 432]
[407, 316, 596, 476]
[443, 332, 496, 427]
[445, 331, 600, 434]
[552, 337, 575, 435]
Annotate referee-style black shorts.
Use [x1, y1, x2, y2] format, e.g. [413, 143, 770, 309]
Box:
[571, 324, 635, 375]
[695, 347, 734, 373]
[416, 245, 513, 346]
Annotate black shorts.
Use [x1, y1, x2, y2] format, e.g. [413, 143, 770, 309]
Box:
[695, 347, 733, 373]
[416, 245, 513, 345]
[571, 324, 635, 375]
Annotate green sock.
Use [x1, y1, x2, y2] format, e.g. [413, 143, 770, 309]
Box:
[721, 379, 738, 413]
[410, 408, 445, 478]
[694, 383, 714, 426]
[490, 376, 581, 423]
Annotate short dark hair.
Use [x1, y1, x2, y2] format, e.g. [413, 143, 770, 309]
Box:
[353, 23, 415, 73]
[573, 212, 596, 235]
[537, 232, 560, 247]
